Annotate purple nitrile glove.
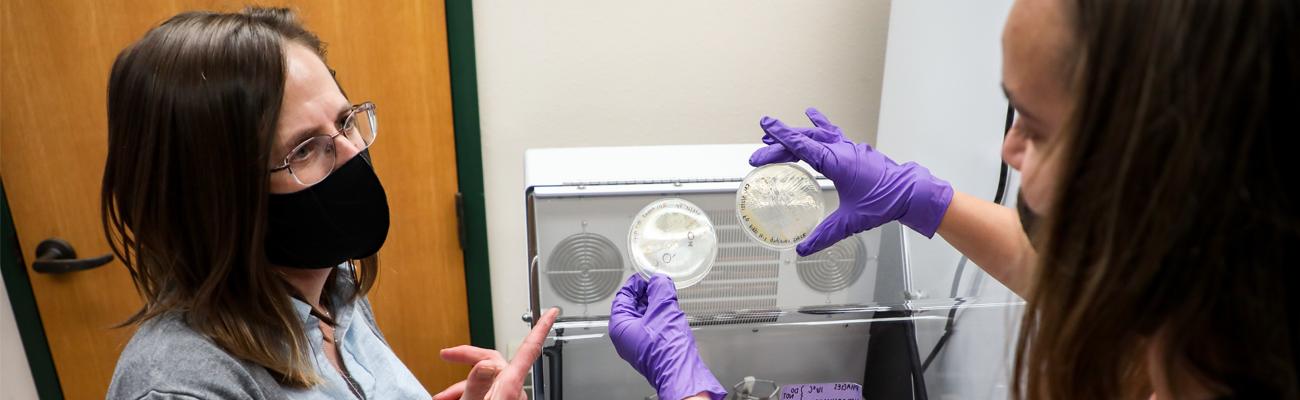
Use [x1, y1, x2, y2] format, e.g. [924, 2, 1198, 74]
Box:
[609, 274, 726, 400]
[749, 107, 954, 257]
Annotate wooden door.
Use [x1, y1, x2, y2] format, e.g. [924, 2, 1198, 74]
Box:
[0, 1, 470, 398]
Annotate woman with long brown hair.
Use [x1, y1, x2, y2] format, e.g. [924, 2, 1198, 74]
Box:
[103, 7, 556, 399]
[610, 0, 1300, 398]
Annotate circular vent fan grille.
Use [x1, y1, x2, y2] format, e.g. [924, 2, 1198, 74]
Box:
[797, 237, 867, 293]
[546, 233, 624, 304]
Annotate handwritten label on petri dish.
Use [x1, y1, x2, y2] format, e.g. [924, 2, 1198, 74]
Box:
[736, 163, 826, 250]
[778, 382, 863, 400]
[626, 198, 717, 289]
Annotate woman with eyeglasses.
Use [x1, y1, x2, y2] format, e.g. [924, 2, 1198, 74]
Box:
[103, 8, 555, 400]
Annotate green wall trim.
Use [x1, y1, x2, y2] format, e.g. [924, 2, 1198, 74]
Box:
[0, 180, 65, 399]
[445, 0, 496, 349]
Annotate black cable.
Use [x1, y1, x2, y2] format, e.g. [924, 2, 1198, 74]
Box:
[541, 328, 564, 399]
[919, 103, 1016, 373]
[921, 256, 968, 372]
[905, 314, 930, 400]
[993, 102, 1015, 205]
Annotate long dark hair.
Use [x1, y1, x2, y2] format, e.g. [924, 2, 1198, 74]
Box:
[1015, 1, 1300, 399]
[101, 7, 376, 387]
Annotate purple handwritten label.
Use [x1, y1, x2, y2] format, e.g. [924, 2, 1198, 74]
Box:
[778, 382, 863, 400]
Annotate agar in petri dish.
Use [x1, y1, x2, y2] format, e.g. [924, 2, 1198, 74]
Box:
[736, 163, 826, 250]
[626, 198, 718, 289]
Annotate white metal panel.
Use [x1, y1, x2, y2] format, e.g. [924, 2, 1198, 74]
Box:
[524, 144, 766, 189]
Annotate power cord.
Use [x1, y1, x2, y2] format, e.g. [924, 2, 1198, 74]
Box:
[920, 103, 1015, 373]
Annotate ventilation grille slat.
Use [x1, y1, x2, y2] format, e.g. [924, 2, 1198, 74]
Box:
[675, 210, 781, 325]
[796, 236, 867, 293]
[545, 233, 624, 304]
[540, 205, 870, 325]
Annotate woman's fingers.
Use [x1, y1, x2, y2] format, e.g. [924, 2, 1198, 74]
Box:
[488, 307, 560, 394]
[439, 309, 558, 400]
[610, 275, 648, 325]
[431, 380, 465, 400]
[643, 274, 680, 311]
[805, 107, 841, 134]
[760, 117, 827, 170]
[749, 143, 799, 166]
[509, 308, 558, 373]
[440, 345, 506, 365]
[463, 359, 503, 400]
[796, 209, 858, 257]
[441, 306, 553, 368]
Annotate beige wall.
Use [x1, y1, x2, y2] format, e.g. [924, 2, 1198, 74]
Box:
[1, 271, 38, 400]
[472, 0, 893, 354]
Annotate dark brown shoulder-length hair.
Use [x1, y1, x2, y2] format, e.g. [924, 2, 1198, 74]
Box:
[101, 7, 376, 387]
[1015, 0, 1300, 399]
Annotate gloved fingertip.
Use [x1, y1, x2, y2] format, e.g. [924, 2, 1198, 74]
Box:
[748, 145, 779, 166]
[754, 149, 799, 167]
[648, 273, 675, 288]
[797, 227, 837, 256]
[645, 274, 680, 305]
[796, 242, 816, 257]
[616, 274, 648, 298]
[761, 117, 791, 133]
[798, 240, 833, 256]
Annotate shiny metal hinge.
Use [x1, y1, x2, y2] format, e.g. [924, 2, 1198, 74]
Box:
[456, 192, 466, 250]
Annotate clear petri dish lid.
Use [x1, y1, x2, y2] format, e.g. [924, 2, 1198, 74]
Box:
[626, 198, 718, 289]
[736, 163, 826, 250]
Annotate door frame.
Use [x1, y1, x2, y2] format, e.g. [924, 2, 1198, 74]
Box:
[1, 181, 63, 399]
[446, 0, 496, 350]
[1, 1, 497, 397]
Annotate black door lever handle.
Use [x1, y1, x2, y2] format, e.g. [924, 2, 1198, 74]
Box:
[31, 238, 113, 274]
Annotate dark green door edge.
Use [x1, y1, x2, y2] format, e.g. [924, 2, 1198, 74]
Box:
[445, 0, 496, 349]
[0, 179, 65, 399]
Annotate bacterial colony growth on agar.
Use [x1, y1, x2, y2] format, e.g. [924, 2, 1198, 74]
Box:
[736, 163, 827, 250]
[626, 198, 718, 289]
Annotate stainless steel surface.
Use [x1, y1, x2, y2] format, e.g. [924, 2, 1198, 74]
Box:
[728, 376, 780, 400]
[523, 153, 1023, 399]
[528, 182, 888, 324]
[796, 237, 868, 293]
[529, 299, 1024, 399]
[531, 181, 741, 198]
[547, 232, 624, 303]
[525, 178, 903, 399]
[529, 255, 540, 326]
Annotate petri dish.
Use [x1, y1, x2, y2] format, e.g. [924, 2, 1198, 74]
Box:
[626, 198, 718, 289]
[735, 163, 826, 250]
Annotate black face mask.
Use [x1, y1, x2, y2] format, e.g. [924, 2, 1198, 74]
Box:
[266, 153, 390, 268]
[1016, 191, 1041, 250]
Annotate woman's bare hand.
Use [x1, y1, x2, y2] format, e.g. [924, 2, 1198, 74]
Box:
[432, 308, 559, 400]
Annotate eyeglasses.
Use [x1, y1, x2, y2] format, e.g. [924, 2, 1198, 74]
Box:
[271, 102, 377, 187]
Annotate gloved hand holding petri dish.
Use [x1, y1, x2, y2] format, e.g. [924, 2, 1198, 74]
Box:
[736, 163, 827, 250]
[626, 198, 719, 289]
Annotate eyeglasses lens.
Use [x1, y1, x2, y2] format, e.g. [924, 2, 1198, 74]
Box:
[288, 136, 338, 186]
